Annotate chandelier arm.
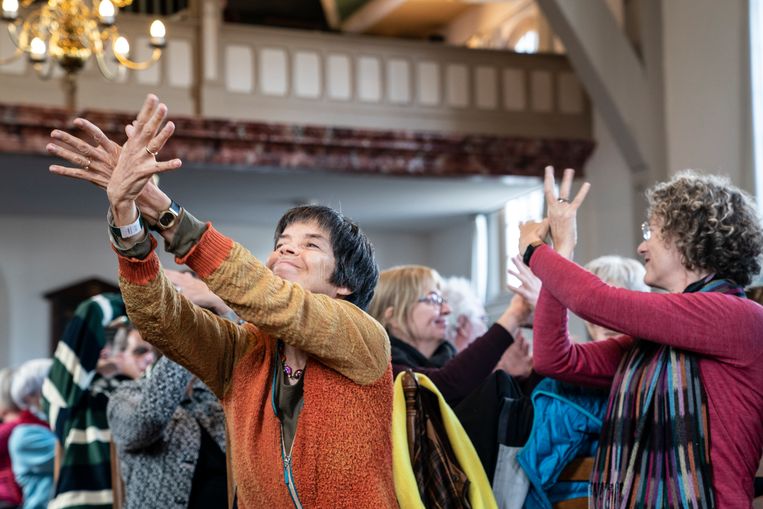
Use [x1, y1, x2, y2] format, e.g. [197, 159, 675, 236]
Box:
[113, 47, 161, 70]
[0, 46, 23, 65]
[6, 20, 22, 49]
[94, 44, 121, 81]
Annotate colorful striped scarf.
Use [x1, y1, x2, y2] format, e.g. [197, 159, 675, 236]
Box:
[590, 276, 745, 508]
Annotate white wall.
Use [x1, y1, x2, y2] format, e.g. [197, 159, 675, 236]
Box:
[577, 111, 638, 265]
[0, 214, 432, 367]
[426, 219, 476, 279]
[663, 0, 753, 191]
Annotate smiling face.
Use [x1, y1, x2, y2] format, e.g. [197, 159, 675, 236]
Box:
[637, 217, 695, 292]
[266, 220, 351, 298]
[404, 289, 451, 344]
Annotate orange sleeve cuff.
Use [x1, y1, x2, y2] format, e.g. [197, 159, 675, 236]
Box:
[115, 236, 161, 285]
[175, 224, 234, 279]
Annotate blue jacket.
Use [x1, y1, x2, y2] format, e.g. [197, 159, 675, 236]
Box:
[517, 378, 608, 509]
[9, 423, 56, 509]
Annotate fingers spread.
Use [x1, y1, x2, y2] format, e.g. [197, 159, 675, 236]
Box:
[559, 168, 574, 200]
[543, 165, 557, 204]
[141, 102, 168, 142]
[49, 165, 107, 188]
[50, 130, 99, 159]
[146, 158, 182, 175]
[74, 118, 120, 158]
[151, 121, 175, 153]
[46, 142, 92, 168]
[571, 181, 591, 208]
[133, 94, 159, 133]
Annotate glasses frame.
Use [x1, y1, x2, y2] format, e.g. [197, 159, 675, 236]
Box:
[641, 221, 652, 241]
[417, 291, 447, 307]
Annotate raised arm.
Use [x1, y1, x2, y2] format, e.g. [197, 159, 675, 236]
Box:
[391, 293, 532, 405]
[530, 244, 762, 361]
[177, 227, 389, 385]
[117, 245, 253, 398]
[532, 283, 633, 386]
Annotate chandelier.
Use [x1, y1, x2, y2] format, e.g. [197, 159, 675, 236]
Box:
[0, 0, 166, 80]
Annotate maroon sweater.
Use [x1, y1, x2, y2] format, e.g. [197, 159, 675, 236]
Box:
[530, 244, 763, 508]
[0, 411, 48, 505]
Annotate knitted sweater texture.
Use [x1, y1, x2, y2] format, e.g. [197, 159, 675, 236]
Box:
[530, 244, 763, 508]
[117, 226, 397, 509]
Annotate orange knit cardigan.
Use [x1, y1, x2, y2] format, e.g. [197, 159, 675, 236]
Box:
[117, 226, 398, 509]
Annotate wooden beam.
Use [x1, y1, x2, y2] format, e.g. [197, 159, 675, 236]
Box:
[341, 0, 405, 33]
[536, 0, 666, 179]
[320, 0, 341, 29]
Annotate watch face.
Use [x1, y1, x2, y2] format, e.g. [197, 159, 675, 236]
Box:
[159, 210, 177, 228]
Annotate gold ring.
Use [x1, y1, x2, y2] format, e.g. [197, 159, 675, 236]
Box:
[83, 158, 91, 170]
[145, 146, 159, 157]
[557, 198, 570, 204]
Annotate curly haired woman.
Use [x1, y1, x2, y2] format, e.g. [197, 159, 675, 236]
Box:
[518, 168, 763, 507]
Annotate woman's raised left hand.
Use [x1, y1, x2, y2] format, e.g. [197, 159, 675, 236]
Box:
[543, 166, 590, 259]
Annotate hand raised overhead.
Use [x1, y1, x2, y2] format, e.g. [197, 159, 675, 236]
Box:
[106, 95, 181, 223]
[542, 166, 590, 259]
[47, 94, 181, 225]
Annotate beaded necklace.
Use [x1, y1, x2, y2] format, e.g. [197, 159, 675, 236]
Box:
[278, 341, 304, 381]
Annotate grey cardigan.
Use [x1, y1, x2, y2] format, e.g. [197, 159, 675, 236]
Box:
[107, 356, 226, 509]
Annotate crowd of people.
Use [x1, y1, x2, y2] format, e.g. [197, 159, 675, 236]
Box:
[0, 94, 761, 508]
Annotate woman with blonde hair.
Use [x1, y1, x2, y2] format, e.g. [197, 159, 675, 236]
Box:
[369, 264, 533, 405]
[518, 168, 763, 507]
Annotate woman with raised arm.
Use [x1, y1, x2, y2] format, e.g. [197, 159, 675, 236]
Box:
[518, 167, 763, 507]
[47, 95, 396, 508]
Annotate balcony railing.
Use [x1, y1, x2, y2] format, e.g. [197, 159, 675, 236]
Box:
[0, 16, 590, 140]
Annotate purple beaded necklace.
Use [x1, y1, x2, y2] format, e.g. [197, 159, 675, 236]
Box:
[278, 341, 304, 381]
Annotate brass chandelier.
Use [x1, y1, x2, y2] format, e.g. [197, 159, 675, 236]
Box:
[0, 0, 166, 80]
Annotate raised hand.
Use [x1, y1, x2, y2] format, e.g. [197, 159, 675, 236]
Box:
[543, 166, 590, 259]
[107, 95, 181, 224]
[507, 255, 541, 310]
[518, 218, 549, 259]
[48, 118, 122, 190]
[48, 94, 179, 224]
[495, 331, 533, 380]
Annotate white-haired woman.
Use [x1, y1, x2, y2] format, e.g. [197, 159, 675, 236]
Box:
[7, 359, 55, 509]
[583, 256, 649, 341]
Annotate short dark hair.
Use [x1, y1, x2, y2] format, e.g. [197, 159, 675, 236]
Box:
[274, 205, 379, 310]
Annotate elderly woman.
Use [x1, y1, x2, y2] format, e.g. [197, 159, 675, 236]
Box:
[582, 256, 649, 341]
[7, 360, 55, 509]
[518, 168, 763, 507]
[368, 264, 533, 405]
[0, 368, 23, 509]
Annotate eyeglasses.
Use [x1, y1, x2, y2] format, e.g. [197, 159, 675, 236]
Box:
[417, 291, 447, 307]
[641, 221, 652, 241]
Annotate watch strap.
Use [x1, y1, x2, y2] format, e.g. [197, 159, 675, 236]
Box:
[109, 208, 146, 240]
[522, 240, 544, 266]
[151, 199, 183, 231]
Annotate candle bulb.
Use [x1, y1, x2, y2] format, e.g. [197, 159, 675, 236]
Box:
[29, 37, 46, 63]
[1, 0, 18, 20]
[148, 19, 165, 48]
[113, 36, 129, 58]
[98, 0, 115, 26]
